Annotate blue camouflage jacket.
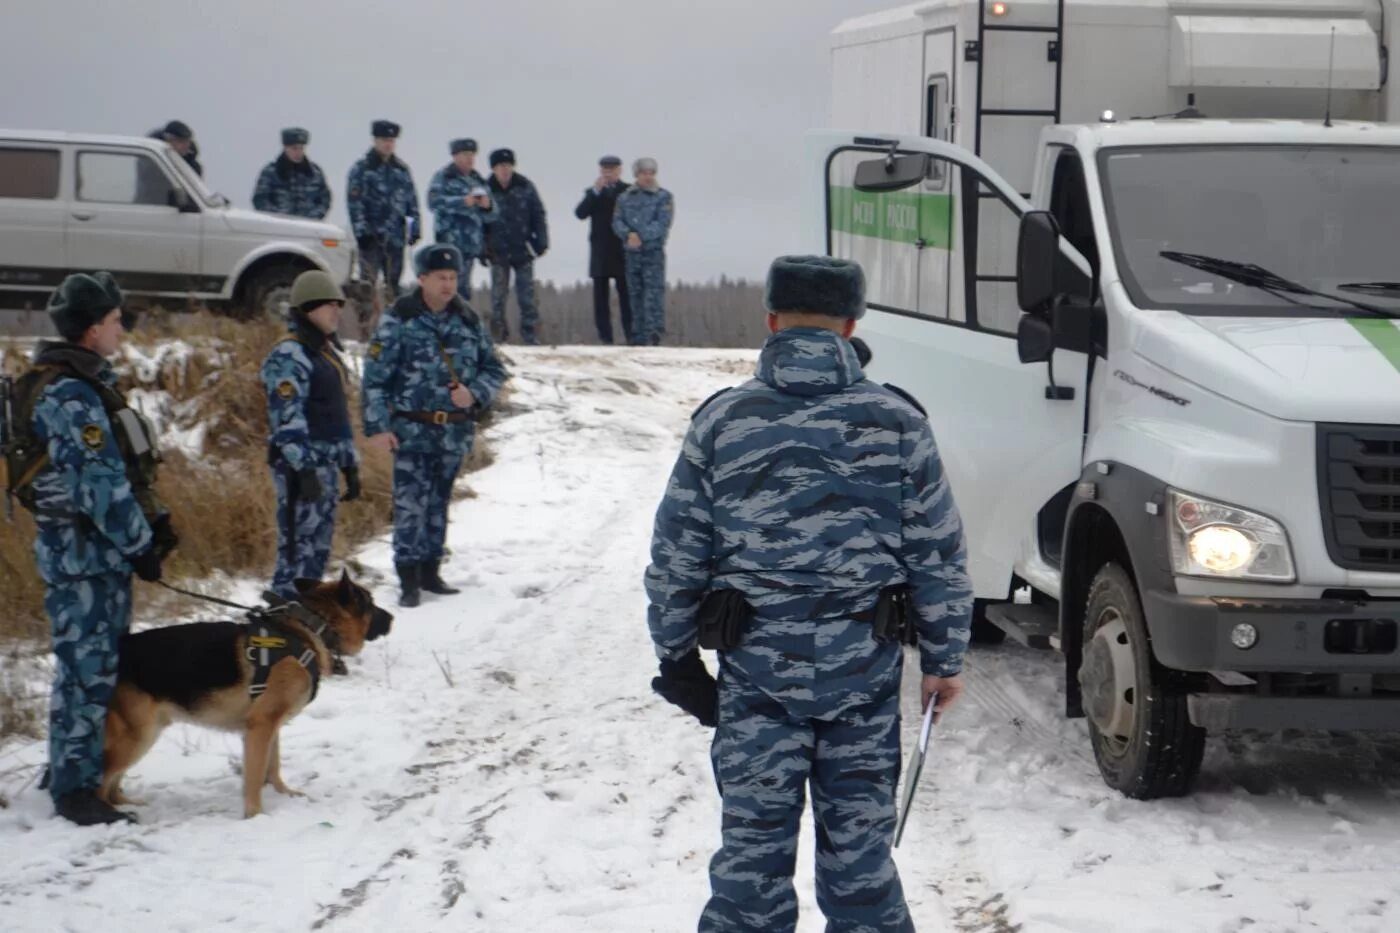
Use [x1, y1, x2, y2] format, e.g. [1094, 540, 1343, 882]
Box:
[261, 322, 358, 471]
[428, 164, 499, 259]
[347, 151, 420, 246]
[484, 173, 548, 267]
[612, 186, 674, 252]
[361, 290, 509, 455]
[253, 155, 331, 220]
[27, 344, 153, 583]
[644, 328, 973, 679]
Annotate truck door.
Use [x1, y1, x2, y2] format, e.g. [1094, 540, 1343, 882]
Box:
[809, 131, 1089, 600]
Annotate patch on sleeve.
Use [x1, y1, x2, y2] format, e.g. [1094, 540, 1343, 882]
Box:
[368, 342, 383, 359]
[276, 380, 298, 400]
[81, 424, 105, 450]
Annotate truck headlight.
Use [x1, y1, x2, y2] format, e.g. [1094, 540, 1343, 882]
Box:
[1168, 490, 1295, 582]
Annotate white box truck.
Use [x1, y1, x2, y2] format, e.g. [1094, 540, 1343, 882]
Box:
[808, 0, 1400, 797]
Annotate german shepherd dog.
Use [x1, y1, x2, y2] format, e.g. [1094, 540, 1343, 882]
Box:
[100, 571, 393, 818]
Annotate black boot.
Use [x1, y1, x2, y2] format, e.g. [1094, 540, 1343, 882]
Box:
[396, 562, 421, 608]
[55, 789, 136, 826]
[420, 560, 461, 596]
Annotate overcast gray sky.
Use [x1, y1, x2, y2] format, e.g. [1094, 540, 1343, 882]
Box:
[1, 0, 896, 285]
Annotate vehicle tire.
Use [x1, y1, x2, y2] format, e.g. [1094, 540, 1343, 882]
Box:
[970, 599, 1007, 645]
[240, 263, 305, 322]
[1079, 563, 1205, 799]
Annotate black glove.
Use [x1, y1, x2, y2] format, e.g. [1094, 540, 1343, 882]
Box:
[408, 218, 421, 246]
[290, 467, 324, 501]
[129, 547, 163, 583]
[151, 513, 179, 559]
[357, 233, 381, 252]
[341, 466, 361, 502]
[479, 255, 491, 268]
[651, 650, 718, 727]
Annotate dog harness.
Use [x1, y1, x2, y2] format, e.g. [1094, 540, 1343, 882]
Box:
[245, 604, 338, 702]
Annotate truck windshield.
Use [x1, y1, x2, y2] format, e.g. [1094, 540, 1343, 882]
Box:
[1100, 145, 1400, 316]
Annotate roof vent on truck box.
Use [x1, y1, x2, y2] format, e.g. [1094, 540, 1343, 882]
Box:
[1169, 10, 1381, 89]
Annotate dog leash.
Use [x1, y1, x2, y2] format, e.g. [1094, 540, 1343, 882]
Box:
[156, 580, 264, 615]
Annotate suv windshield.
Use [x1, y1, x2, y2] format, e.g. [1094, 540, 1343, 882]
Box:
[1100, 145, 1400, 316]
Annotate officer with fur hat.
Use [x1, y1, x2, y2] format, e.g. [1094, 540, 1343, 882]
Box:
[644, 255, 972, 930]
[612, 157, 673, 345]
[427, 138, 499, 306]
[484, 147, 549, 345]
[15, 272, 176, 825]
[253, 127, 331, 220]
[260, 270, 359, 600]
[362, 244, 508, 607]
[347, 120, 421, 309]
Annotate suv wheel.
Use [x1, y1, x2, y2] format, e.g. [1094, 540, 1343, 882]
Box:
[240, 264, 304, 321]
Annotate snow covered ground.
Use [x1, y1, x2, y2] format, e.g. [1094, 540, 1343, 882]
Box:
[3, 346, 1400, 932]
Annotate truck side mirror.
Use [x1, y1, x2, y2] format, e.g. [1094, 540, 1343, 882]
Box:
[1017, 313, 1054, 364]
[854, 153, 930, 192]
[1017, 210, 1061, 314]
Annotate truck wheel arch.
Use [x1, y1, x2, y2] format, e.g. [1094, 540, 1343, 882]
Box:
[1059, 463, 1176, 719]
[232, 252, 319, 305]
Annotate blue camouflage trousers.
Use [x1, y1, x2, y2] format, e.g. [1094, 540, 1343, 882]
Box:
[46, 572, 132, 801]
[701, 635, 913, 933]
[360, 239, 406, 300]
[270, 464, 341, 598]
[490, 261, 540, 343]
[392, 449, 464, 564]
[625, 248, 666, 346]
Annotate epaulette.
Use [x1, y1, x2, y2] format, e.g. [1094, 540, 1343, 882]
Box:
[691, 386, 734, 421]
[883, 383, 928, 417]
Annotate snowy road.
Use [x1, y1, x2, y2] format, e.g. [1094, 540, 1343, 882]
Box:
[3, 346, 1400, 933]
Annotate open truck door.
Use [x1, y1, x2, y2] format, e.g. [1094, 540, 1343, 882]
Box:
[803, 130, 1093, 621]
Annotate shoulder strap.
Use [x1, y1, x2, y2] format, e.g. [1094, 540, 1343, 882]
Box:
[882, 382, 928, 418]
[691, 386, 733, 421]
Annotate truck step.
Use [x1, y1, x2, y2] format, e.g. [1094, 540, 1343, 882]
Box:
[985, 602, 1058, 650]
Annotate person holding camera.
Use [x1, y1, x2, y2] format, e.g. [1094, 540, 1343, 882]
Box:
[574, 155, 633, 344]
[428, 138, 499, 307]
[347, 120, 422, 307]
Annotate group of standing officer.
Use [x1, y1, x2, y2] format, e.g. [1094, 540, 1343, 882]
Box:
[237, 122, 674, 347]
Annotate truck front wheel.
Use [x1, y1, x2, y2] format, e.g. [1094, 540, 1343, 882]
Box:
[1080, 563, 1205, 799]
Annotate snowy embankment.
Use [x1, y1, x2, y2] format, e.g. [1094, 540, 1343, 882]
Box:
[3, 346, 1400, 933]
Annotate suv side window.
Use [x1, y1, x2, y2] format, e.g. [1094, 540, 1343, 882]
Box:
[0, 148, 60, 199]
[78, 151, 176, 207]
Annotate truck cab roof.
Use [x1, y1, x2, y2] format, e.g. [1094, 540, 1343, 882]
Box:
[1048, 118, 1400, 152]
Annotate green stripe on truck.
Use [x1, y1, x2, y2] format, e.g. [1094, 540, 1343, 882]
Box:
[1351, 318, 1400, 372]
[828, 186, 954, 249]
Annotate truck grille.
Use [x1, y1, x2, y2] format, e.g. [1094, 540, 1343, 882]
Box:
[1319, 425, 1400, 571]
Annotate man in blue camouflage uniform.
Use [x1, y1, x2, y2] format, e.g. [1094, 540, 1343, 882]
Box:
[645, 256, 973, 932]
[428, 138, 499, 307]
[261, 270, 359, 600]
[362, 244, 508, 607]
[484, 148, 549, 345]
[347, 120, 421, 304]
[612, 157, 674, 346]
[20, 273, 173, 826]
[252, 127, 331, 220]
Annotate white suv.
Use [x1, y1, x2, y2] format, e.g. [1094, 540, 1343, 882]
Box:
[0, 130, 355, 316]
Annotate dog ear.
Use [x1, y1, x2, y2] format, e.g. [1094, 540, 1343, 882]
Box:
[336, 570, 355, 606]
[293, 578, 319, 596]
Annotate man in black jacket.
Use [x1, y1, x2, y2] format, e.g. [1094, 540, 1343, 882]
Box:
[148, 120, 202, 177]
[573, 155, 632, 344]
[484, 148, 548, 345]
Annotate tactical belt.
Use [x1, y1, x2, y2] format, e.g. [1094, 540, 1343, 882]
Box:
[697, 585, 917, 650]
[394, 410, 469, 425]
